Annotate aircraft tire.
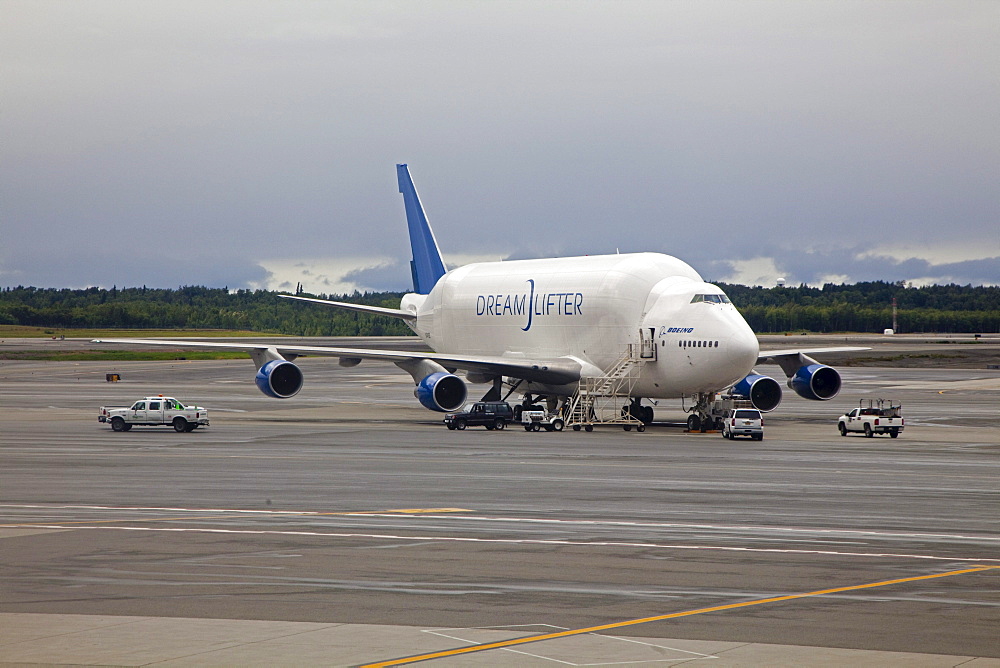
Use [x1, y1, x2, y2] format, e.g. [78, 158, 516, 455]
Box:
[642, 406, 654, 424]
[687, 414, 701, 432]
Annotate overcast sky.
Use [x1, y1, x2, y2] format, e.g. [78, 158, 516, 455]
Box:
[2, 1, 998, 293]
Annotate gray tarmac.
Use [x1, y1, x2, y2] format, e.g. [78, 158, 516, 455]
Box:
[1, 335, 999, 666]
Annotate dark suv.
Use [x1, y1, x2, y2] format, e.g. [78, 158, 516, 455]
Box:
[444, 402, 514, 431]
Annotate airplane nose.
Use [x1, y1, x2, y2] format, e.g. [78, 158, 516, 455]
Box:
[727, 312, 760, 370]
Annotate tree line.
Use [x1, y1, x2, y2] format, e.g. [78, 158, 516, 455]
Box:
[716, 281, 1000, 333]
[1, 281, 998, 334]
[0, 286, 412, 336]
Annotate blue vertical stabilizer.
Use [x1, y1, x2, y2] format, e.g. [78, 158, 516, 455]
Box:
[397, 164, 446, 294]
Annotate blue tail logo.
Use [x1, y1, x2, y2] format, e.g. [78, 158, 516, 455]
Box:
[397, 164, 446, 295]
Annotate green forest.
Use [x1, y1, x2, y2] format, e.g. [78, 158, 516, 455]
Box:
[1, 281, 998, 335]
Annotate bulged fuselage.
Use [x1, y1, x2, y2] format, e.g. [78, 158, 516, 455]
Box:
[401, 252, 759, 399]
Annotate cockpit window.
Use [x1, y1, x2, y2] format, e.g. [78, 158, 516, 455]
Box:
[690, 293, 731, 304]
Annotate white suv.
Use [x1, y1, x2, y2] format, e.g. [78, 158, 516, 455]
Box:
[721, 408, 763, 441]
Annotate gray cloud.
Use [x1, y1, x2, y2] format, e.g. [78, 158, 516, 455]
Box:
[2, 1, 997, 290]
[337, 261, 411, 294]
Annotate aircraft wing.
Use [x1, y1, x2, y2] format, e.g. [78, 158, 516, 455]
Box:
[757, 347, 869, 364]
[757, 347, 869, 378]
[92, 338, 581, 385]
[278, 295, 416, 320]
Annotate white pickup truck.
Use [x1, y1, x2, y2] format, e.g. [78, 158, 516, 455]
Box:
[99, 396, 210, 432]
[838, 399, 903, 438]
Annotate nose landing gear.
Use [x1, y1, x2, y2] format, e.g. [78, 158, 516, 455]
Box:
[685, 392, 717, 432]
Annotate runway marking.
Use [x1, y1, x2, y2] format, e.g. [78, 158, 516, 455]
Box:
[0, 523, 998, 564]
[361, 566, 999, 667]
[422, 624, 719, 664]
[0, 504, 470, 516]
[1, 505, 995, 545]
[372, 508, 472, 514]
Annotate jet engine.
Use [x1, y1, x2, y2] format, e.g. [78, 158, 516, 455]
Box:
[732, 374, 783, 412]
[789, 363, 841, 401]
[414, 371, 467, 412]
[255, 359, 304, 399]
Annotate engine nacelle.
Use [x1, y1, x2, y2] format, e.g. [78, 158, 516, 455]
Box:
[414, 372, 467, 412]
[732, 374, 783, 412]
[255, 359, 304, 399]
[789, 364, 841, 401]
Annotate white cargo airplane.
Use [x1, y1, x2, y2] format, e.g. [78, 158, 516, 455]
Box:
[97, 165, 865, 429]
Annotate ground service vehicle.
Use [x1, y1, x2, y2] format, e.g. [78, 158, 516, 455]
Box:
[99, 396, 210, 432]
[839, 399, 904, 438]
[444, 402, 514, 430]
[521, 409, 566, 432]
[721, 408, 764, 440]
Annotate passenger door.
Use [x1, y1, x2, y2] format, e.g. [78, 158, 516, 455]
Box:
[130, 401, 147, 423]
[146, 400, 164, 424]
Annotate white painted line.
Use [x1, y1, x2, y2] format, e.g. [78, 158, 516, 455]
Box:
[1, 523, 998, 563]
[1, 504, 994, 544]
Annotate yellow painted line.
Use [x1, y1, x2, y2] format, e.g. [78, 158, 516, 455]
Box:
[360, 565, 998, 667]
[381, 508, 471, 514]
[314, 509, 472, 516]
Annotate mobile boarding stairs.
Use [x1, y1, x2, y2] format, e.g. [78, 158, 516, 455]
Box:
[565, 338, 655, 432]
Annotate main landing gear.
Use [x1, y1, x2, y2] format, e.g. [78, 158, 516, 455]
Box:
[621, 398, 654, 425]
